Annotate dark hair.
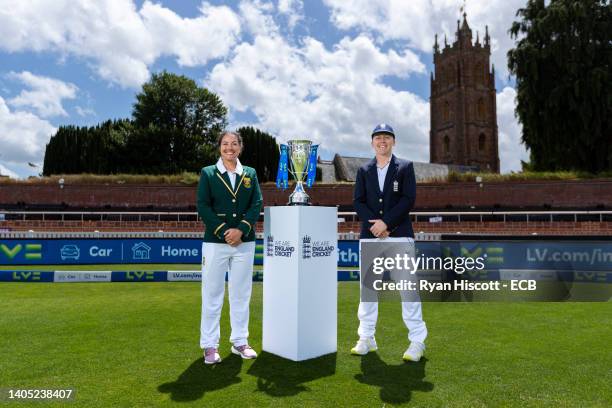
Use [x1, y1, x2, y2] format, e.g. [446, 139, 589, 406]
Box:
[217, 131, 243, 147]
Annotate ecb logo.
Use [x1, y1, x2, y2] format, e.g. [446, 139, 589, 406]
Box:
[274, 240, 295, 257]
[311, 240, 335, 257]
[265, 235, 295, 257]
[302, 235, 312, 259]
[126, 271, 154, 281]
[265, 235, 274, 257]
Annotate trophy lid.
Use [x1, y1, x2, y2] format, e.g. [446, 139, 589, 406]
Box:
[287, 139, 312, 146]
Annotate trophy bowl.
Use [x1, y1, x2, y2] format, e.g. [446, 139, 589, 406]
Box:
[287, 140, 312, 205]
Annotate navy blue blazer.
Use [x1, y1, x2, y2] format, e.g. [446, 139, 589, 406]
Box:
[353, 155, 416, 238]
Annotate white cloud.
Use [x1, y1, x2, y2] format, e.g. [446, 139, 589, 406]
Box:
[0, 0, 241, 88]
[239, 0, 279, 37]
[0, 0, 527, 177]
[496, 86, 529, 173]
[209, 23, 429, 161]
[0, 97, 56, 170]
[323, 0, 525, 80]
[7, 71, 77, 117]
[278, 0, 304, 29]
[75, 106, 96, 117]
[140, 1, 242, 67]
[0, 163, 19, 178]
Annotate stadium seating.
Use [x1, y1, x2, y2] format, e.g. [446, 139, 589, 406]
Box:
[2, 219, 611, 236]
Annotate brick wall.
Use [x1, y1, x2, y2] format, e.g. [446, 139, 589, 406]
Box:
[2, 179, 612, 210]
[3, 219, 612, 236]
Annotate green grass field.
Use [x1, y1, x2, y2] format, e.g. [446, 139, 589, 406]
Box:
[1, 279, 611, 407]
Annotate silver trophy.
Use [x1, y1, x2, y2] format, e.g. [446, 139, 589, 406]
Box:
[287, 140, 313, 205]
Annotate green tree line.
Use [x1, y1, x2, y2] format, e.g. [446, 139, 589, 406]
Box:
[43, 72, 281, 181]
[508, 0, 611, 172]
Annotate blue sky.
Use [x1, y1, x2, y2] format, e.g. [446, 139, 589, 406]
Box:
[0, 0, 528, 178]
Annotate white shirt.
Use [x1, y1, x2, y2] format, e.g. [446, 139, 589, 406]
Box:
[216, 158, 243, 189]
[376, 158, 391, 192]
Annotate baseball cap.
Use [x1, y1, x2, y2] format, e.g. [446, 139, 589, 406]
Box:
[371, 123, 395, 138]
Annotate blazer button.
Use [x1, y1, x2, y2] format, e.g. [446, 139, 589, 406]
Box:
[232, 199, 236, 203]
[233, 213, 237, 217]
[379, 198, 382, 202]
[379, 210, 383, 215]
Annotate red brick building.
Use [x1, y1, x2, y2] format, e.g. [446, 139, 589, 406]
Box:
[430, 13, 500, 172]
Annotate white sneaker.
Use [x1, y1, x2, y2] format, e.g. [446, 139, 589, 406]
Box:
[231, 344, 258, 359]
[350, 337, 378, 355]
[204, 348, 222, 365]
[403, 342, 425, 362]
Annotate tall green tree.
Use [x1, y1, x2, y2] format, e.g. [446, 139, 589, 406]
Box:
[236, 126, 280, 182]
[132, 71, 227, 173]
[43, 120, 130, 175]
[43, 71, 228, 175]
[508, 0, 612, 172]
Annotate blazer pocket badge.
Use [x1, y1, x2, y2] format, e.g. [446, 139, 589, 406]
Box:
[393, 180, 399, 192]
[243, 177, 252, 188]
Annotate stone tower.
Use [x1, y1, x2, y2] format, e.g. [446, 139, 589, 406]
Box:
[430, 13, 500, 172]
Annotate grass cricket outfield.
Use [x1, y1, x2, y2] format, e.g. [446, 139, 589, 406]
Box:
[1, 264, 610, 407]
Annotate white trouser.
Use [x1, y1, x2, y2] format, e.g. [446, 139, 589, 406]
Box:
[357, 238, 428, 344]
[200, 241, 255, 349]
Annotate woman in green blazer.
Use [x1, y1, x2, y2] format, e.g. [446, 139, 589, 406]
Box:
[197, 131, 263, 364]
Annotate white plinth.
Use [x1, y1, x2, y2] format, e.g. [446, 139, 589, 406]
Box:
[263, 206, 338, 361]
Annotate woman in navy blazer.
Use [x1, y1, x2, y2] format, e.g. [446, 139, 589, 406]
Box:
[353, 154, 417, 239]
[351, 123, 428, 362]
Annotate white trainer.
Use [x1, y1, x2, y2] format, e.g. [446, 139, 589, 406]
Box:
[231, 344, 258, 359]
[403, 342, 425, 362]
[204, 348, 222, 365]
[350, 337, 378, 355]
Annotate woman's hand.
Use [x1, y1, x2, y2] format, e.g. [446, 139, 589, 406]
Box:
[368, 219, 388, 238]
[224, 228, 243, 246]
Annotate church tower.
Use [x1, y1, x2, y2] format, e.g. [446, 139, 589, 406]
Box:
[430, 13, 500, 172]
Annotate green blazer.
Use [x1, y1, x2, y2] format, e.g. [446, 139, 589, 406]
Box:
[197, 164, 263, 243]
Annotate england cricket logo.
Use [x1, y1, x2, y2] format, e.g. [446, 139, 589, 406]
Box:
[266, 235, 274, 257]
[302, 235, 312, 259]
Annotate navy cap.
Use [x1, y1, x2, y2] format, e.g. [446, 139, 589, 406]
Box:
[371, 123, 395, 138]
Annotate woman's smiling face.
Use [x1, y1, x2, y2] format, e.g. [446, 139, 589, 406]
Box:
[371, 133, 395, 156]
[220, 133, 242, 162]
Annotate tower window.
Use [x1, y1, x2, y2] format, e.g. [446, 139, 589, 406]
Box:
[474, 62, 483, 84]
[479, 133, 486, 151]
[477, 98, 485, 120]
[443, 135, 450, 153]
[443, 101, 450, 121]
